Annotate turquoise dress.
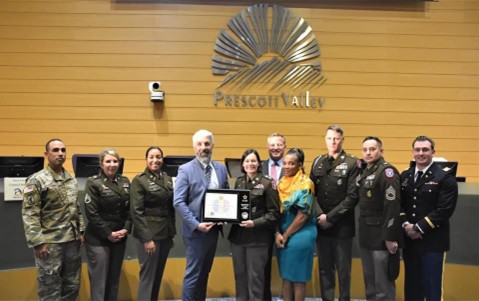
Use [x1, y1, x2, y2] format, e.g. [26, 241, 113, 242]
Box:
[276, 173, 317, 282]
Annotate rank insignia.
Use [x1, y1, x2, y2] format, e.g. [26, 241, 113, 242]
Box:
[386, 185, 396, 201]
[85, 193, 92, 204]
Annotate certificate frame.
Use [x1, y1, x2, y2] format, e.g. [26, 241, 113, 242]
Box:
[201, 189, 251, 223]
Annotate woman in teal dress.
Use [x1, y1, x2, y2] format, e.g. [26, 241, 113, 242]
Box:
[275, 148, 317, 301]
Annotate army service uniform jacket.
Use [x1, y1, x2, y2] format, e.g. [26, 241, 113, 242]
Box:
[228, 173, 280, 246]
[310, 150, 360, 238]
[357, 157, 402, 250]
[130, 168, 176, 242]
[83, 172, 131, 246]
[400, 163, 458, 252]
[22, 166, 85, 248]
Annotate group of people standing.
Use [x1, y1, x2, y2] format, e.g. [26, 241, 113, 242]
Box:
[22, 141, 176, 301]
[21, 125, 457, 301]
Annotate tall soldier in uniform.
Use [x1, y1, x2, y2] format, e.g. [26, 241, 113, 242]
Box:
[310, 125, 360, 301]
[357, 136, 401, 301]
[22, 138, 85, 301]
[400, 136, 457, 301]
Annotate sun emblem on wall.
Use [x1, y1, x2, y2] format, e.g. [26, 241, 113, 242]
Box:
[212, 4, 326, 91]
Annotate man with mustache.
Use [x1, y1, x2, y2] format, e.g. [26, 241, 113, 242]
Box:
[22, 138, 85, 301]
[174, 129, 230, 301]
[400, 136, 457, 301]
[357, 136, 402, 301]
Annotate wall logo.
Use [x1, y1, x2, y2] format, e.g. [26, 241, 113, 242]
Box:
[212, 4, 326, 109]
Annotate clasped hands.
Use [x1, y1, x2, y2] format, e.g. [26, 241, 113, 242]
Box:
[404, 223, 423, 240]
[108, 229, 128, 243]
[317, 214, 333, 230]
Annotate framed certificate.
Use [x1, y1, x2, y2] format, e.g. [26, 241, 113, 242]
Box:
[202, 189, 251, 223]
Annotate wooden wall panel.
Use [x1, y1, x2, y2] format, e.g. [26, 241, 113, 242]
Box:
[2, 40, 478, 63]
[0, 94, 477, 116]
[1, 67, 477, 90]
[0, 0, 477, 183]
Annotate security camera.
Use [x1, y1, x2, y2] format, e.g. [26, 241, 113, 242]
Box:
[149, 81, 165, 102]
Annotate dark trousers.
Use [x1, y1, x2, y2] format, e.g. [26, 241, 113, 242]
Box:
[35, 240, 81, 301]
[263, 237, 274, 301]
[136, 238, 173, 301]
[317, 236, 352, 301]
[403, 249, 445, 301]
[85, 240, 127, 301]
[181, 228, 219, 301]
[231, 243, 269, 301]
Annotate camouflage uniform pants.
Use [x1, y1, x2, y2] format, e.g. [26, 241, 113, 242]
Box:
[35, 240, 81, 301]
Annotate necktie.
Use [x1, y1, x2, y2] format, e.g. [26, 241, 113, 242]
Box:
[205, 165, 212, 187]
[271, 162, 278, 182]
[328, 156, 334, 168]
[415, 170, 423, 183]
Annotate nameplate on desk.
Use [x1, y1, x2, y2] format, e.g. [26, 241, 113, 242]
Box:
[4, 177, 27, 202]
[202, 189, 251, 223]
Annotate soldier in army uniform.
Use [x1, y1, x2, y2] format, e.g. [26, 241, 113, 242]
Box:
[309, 125, 360, 301]
[357, 136, 401, 301]
[130, 146, 176, 301]
[228, 149, 280, 301]
[83, 148, 131, 301]
[22, 138, 84, 301]
[400, 136, 457, 301]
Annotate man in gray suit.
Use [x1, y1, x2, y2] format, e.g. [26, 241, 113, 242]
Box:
[173, 129, 230, 301]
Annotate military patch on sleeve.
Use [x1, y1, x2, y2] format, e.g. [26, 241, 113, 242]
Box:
[23, 185, 34, 194]
[84, 193, 92, 204]
[386, 185, 396, 201]
[384, 168, 395, 179]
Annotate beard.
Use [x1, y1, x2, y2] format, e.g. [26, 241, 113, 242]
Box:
[197, 152, 212, 164]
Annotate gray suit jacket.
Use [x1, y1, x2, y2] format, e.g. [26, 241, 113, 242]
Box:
[261, 159, 283, 180]
[173, 158, 229, 238]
